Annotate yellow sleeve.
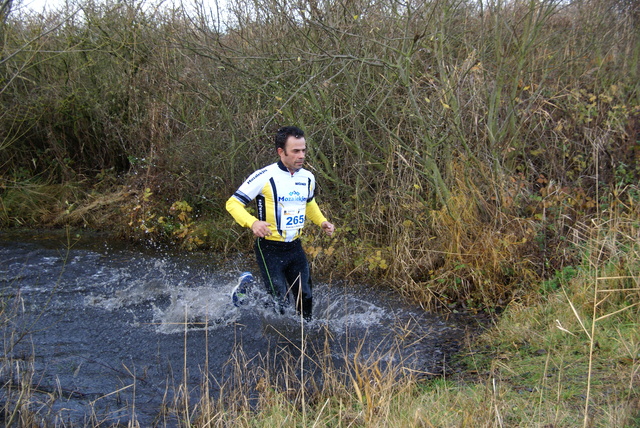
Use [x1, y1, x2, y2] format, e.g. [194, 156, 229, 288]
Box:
[306, 199, 328, 227]
[226, 197, 259, 229]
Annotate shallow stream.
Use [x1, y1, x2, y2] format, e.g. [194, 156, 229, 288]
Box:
[0, 230, 483, 426]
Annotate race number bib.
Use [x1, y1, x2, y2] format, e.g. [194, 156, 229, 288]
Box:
[281, 208, 306, 230]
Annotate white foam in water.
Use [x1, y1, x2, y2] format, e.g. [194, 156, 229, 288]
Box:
[320, 296, 388, 331]
[77, 252, 392, 335]
[84, 268, 392, 335]
[153, 283, 239, 334]
[85, 273, 243, 333]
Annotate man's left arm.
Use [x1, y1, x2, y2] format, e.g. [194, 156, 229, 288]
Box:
[306, 199, 335, 236]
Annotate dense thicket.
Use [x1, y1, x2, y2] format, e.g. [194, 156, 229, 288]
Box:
[1, 0, 639, 310]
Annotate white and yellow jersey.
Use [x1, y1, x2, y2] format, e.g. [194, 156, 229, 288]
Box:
[226, 161, 328, 242]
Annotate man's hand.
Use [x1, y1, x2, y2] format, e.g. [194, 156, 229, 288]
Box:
[321, 221, 335, 236]
[251, 220, 272, 238]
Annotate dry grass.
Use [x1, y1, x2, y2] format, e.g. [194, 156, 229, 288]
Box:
[51, 189, 132, 228]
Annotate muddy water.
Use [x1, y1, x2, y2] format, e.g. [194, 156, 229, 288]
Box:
[0, 230, 483, 426]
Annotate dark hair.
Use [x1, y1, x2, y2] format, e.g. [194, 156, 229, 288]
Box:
[275, 126, 305, 151]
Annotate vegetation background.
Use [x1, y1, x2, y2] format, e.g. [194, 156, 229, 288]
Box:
[0, 0, 639, 425]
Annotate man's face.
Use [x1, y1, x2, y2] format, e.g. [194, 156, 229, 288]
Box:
[278, 136, 306, 173]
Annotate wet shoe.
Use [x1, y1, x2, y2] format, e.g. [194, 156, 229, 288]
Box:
[232, 272, 253, 307]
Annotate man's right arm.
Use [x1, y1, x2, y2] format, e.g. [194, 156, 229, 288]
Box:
[226, 197, 272, 238]
[226, 197, 258, 228]
[227, 165, 272, 237]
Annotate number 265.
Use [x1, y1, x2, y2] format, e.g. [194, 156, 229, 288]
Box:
[286, 214, 305, 226]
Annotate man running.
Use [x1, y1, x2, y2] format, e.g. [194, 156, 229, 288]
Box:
[226, 126, 335, 321]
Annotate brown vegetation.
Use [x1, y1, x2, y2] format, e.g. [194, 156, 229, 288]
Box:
[1, 0, 639, 314]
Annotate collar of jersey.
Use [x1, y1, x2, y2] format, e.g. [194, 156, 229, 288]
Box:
[277, 160, 301, 174]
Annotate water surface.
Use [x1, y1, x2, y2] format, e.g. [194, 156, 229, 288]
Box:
[0, 230, 481, 426]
